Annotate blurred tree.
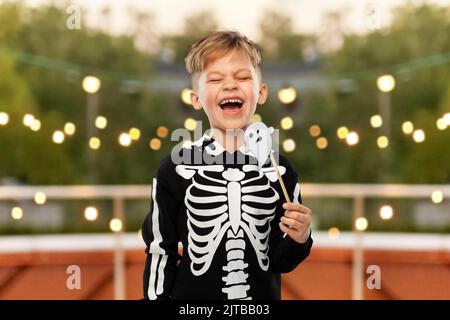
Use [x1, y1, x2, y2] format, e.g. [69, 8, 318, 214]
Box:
[159, 11, 218, 64]
[0, 2, 171, 184]
[324, 3, 450, 183]
[258, 10, 317, 62]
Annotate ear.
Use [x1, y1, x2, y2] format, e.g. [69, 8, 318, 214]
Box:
[257, 83, 269, 105]
[190, 90, 202, 111]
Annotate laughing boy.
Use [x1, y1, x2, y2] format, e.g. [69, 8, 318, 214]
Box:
[142, 31, 313, 300]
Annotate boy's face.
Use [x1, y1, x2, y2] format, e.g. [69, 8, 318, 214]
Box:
[190, 49, 268, 132]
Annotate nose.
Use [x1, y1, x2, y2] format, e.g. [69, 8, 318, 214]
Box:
[222, 78, 238, 91]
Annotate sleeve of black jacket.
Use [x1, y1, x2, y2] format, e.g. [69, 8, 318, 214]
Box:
[142, 161, 181, 300]
[268, 159, 313, 273]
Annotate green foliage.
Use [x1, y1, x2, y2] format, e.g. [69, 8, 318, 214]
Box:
[0, 2, 449, 234]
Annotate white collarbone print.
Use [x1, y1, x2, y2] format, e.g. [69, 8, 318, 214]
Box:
[175, 163, 286, 300]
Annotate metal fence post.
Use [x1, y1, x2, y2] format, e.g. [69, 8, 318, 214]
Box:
[113, 197, 125, 300]
[352, 196, 365, 300]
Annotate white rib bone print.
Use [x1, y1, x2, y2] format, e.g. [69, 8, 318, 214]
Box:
[176, 164, 284, 299]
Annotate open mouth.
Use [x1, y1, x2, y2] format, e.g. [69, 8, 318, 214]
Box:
[218, 98, 244, 112]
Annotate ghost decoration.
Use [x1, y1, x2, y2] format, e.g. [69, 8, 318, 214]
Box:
[244, 122, 274, 169]
[244, 121, 293, 239]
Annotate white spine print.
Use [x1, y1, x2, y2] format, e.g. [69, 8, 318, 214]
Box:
[222, 229, 250, 299]
[176, 164, 283, 299]
[221, 172, 250, 299]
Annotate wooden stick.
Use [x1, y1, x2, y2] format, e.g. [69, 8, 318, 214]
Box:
[268, 150, 291, 238]
[269, 151, 291, 204]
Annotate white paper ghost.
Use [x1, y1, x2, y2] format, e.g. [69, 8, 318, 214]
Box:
[244, 122, 274, 169]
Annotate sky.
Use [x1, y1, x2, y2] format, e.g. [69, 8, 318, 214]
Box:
[25, 0, 450, 40]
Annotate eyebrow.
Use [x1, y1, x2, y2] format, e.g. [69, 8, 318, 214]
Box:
[206, 68, 252, 77]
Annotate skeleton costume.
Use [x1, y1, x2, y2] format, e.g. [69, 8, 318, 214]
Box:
[142, 134, 313, 300]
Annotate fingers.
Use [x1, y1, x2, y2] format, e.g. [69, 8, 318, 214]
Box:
[279, 222, 297, 238]
[281, 216, 306, 229]
[283, 202, 312, 215]
[284, 210, 311, 221]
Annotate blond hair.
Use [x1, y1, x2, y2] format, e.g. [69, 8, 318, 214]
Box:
[185, 30, 262, 87]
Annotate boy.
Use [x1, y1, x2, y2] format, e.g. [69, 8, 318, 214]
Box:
[142, 31, 313, 300]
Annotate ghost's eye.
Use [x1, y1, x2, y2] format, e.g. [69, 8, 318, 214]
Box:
[256, 129, 260, 134]
[249, 133, 253, 138]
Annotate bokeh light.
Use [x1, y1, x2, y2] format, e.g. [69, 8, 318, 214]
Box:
[95, 116, 108, 129]
[380, 205, 394, 220]
[82, 76, 101, 93]
[280, 116, 293, 130]
[278, 87, 297, 104]
[84, 206, 98, 221]
[377, 74, 395, 92]
[11, 207, 23, 220]
[355, 217, 368, 231]
[109, 218, 123, 232]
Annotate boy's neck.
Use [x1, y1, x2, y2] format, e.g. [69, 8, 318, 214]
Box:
[209, 126, 247, 153]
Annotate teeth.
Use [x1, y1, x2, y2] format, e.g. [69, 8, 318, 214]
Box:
[219, 98, 243, 106]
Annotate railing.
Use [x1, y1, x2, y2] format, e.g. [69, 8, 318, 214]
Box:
[1, 183, 449, 300]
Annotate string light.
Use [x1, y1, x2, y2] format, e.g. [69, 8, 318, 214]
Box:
[402, 121, 414, 135]
[119, 133, 131, 147]
[377, 74, 395, 92]
[443, 113, 450, 125]
[309, 125, 321, 137]
[412, 129, 425, 143]
[370, 115, 383, 128]
[52, 130, 65, 144]
[337, 126, 349, 139]
[377, 136, 389, 148]
[23, 114, 34, 127]
[346, 131, 359, 146]
[379, 205, 394, 220]
[252, 114, 262, 123]
[0, 112, 9, 125]
[436, 118, 447, 130]
[64, 122, 76, 135]
[82, 76, 101, 94]
[89, 137, 101, 150]
[316, 137, 328, 149]
[442, 112, 450, 127]
[184, 118, 197, 131]
[180, 88, 193, 105]
[156, 126, 169, 138]
[84, 206, 98, 221]
[431, 190, 443, 204]
[149, 138, 162, 150]
[95, 116, 108, 129]
[129, 127, 141, 141]
[34, 191, 46, 205]
[9, 48, 450, 86]
[278, 87, 297, 104]
[109, 218, 123, 232]
[280, 117, 293, 130]
[282, 139, 296, 152]
[30, 119, 41, 131]
[355, 217, 368, 231]
[328, 227, 340, 239]
[11, 207, 23, 220]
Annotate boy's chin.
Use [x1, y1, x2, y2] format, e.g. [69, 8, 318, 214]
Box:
[216, 118, 250, 131]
